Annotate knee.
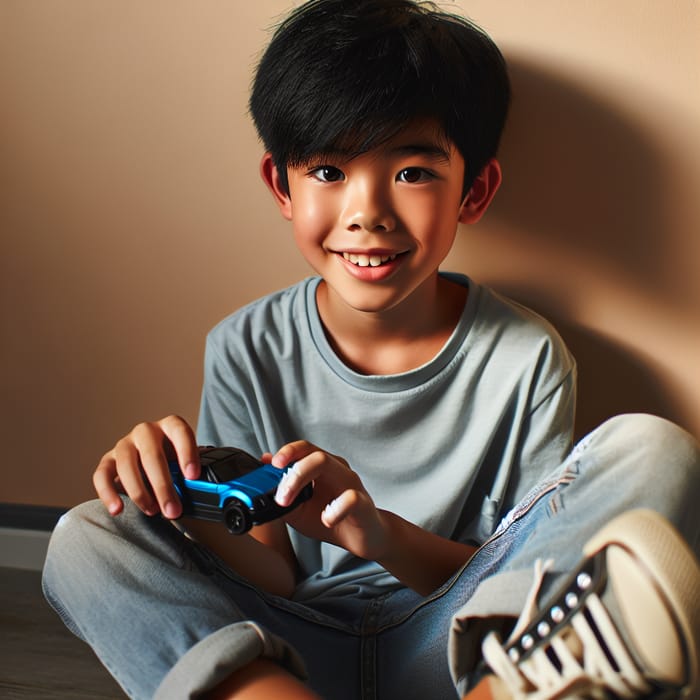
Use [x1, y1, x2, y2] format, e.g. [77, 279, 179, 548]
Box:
[574, 414, 700, 498]
[43, 498, 157, 599]
[575, 414, 700, 548]
[43, 497, 193, 604]
[46, 499, 118, 556]
[598, 413, 699, 475]
[42, 500, 115, 592]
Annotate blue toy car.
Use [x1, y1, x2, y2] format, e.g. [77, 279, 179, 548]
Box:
[169, 446, 312, 534]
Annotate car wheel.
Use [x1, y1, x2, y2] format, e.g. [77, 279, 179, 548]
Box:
[223, 499, 252, 535]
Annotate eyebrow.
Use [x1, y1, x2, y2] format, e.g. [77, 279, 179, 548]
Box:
[386, 143, 452, 163]
[300, 141, 453, 168]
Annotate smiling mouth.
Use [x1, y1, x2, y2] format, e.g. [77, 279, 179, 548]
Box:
[341, 252, 399, 267]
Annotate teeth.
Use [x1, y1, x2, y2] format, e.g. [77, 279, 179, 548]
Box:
[342, 252, 397, 267]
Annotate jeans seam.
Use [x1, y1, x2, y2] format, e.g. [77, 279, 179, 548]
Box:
[360, 594, 387, 700]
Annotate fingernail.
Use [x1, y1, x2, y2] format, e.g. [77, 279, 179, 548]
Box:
[275, 473, 291, 505]
[184, 463, 198, 479]
[324, 498, 339, 517]
[275, 486, 289, 506]
[163, 501, 179, 519]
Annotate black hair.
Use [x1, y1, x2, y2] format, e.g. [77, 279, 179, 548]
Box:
[249, 0, 510, 195]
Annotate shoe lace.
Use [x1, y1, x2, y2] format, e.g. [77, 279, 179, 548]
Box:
[482, 559, 653, 700]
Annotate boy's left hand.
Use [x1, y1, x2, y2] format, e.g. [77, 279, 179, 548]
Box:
[267, 441, 388, 561]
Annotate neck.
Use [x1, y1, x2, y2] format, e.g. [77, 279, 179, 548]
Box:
[316, 275, 467, 375]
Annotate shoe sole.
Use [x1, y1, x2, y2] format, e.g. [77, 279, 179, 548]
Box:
[585, 509, 699, 700]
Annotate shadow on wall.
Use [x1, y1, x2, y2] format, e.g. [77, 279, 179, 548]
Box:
[449, 56, 695, 439]
[549, 322, 678, 440]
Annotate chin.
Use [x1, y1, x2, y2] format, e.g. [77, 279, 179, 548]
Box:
[340, 291, 407, 315]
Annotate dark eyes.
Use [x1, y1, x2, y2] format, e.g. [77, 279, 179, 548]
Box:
[309, 166, 345, 182]
[309, 166, 434, 183]
[397, 167, 433, 183]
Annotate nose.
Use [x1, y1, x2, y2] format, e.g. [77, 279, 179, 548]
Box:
[343, 179, 396, 233]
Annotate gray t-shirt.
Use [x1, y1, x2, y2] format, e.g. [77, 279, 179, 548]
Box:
[197, 273, 576, 601]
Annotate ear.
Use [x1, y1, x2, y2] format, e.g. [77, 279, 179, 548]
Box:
[260, 153, 292, 221]
[458, 158, 502, 224]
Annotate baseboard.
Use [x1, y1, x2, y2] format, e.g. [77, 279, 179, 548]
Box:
[0, 503, 67, 571]
[0, 527, 53, 571]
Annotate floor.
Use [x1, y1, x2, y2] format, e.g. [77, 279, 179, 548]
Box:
[0, 567, 125, 699]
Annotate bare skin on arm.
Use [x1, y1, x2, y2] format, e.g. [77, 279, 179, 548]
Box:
[271, 440, 477, 596]
[178, 518, 297, 599]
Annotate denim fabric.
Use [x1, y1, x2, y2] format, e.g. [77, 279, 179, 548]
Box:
[42, 415, 700, 699]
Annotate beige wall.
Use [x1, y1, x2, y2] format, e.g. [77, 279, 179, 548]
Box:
[2, 1, 699, 508]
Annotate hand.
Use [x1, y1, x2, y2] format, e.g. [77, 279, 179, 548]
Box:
[92, 415, 200, 518]
[267, 441, 389, 561]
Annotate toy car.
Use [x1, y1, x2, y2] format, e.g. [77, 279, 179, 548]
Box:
[169, 446, 312, 534]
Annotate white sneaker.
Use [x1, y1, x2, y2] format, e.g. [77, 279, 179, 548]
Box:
[481, 509, 699, 699]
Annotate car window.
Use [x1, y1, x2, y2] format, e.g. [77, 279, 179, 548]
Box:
[203, 448, 262, 483]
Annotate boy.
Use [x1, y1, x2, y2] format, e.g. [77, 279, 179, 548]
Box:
[43, 1, 700, 698]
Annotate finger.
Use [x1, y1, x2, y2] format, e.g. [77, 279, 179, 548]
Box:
[158, 415, 200, 479]
[274, 451, 325, 507]
[138, 447, 183, 519]
[93, 452, 124, 516]
[270, 440, 319, 468]
[128, 423, 184, 519]
[321, 489, 361, 528]
[113, 436, 160, 516]
[260, 452, 274, 464]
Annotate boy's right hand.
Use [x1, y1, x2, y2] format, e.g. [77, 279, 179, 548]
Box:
[92, 415, 200, 518]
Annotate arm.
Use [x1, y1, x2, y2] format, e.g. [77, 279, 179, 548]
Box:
[375, 511, 476, 596]
[92, 415, 299, 597]
[272, 441, 477, 596]
[180, 518, 297, 598]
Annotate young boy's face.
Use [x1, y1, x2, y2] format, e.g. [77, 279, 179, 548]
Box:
[264, 120, 487, 323]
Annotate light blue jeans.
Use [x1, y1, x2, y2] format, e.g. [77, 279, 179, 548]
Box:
[43, 415, 700, 699]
